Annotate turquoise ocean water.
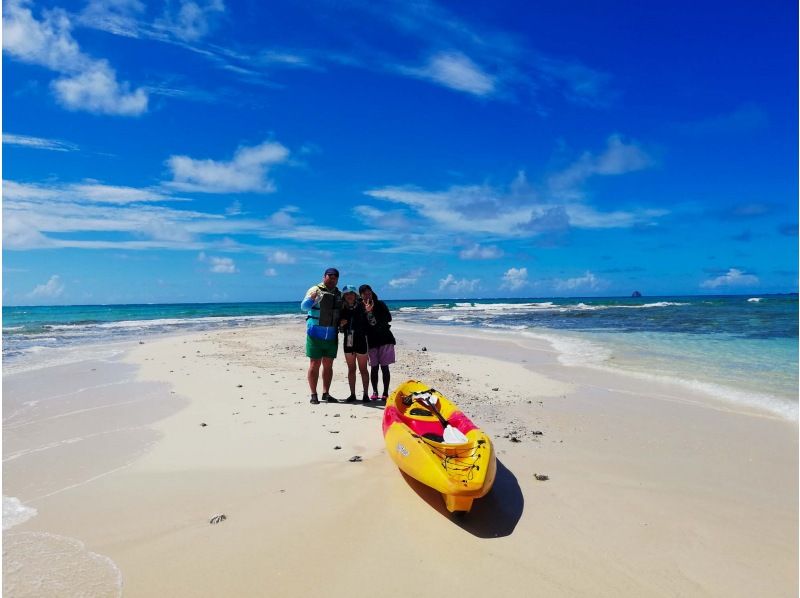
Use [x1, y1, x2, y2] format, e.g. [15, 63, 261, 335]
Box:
[3, 295, 797, 419]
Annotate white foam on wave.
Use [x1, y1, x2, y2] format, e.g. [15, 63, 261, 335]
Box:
[3, 496, 38, 530]
[484, 323, 528, 331]
[408, 300, 687, 316]
[3, 531, 122, 597]
[522, 330, 796, 421]
[45, 313, 299, 331]
[637, 301, 689, 308]
[570, 301, 688, 311]
[520, 330, 612, 366]
[3, 343, 129, 375]
[747, 297, 762, 303]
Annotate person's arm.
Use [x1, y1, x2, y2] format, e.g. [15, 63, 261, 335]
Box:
[300, 287, 320, 311]
[381, 301, 392, 323]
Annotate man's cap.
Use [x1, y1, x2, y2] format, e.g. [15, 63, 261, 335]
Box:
[324, 267, 340, 276]
[341, 285, 358, 295]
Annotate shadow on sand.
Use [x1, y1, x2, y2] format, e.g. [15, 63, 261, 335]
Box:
[400, 459, 523, 538]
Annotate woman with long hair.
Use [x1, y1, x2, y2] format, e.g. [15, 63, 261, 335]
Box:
[358, 284, 396, 400]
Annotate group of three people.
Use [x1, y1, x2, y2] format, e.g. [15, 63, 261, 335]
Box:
[301, 267, 396, 405]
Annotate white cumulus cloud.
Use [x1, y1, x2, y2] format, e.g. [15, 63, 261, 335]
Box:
[3, 0, 148, 115]
[264, 267, 278, 277]
[501, 267, 528, 290]
[29, 274, 65, 299]
[165, 140, 290, 193]
[208, 256, 236, 273]
[53, 61, 148, 115]
[701, 268, 759, 289]
[438, 273, 480, 294]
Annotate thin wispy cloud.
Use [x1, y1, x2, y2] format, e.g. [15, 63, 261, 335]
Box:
[3, 0, 148, 115]
[549, 134, 653, 200]
[5, 173, 391, 252]
[367, 153, 665, 237]
[459, 243, 503, 259]
[352, 204, 413, 230]
[701, 268, 759, 289]
[69, 0, 615, 110]
[154, 0, 225, 42]
[78, 0, 147, 38]
[3, 133, 79, 152]
[553, 271, 605, 292]
[268, 250, 296, 264]
[362, 0, 614, 106]
[79, 0, 226, 43]
[400, 51, 496, 96]
[165, 140, 290, 193]
[679, 103, 768, 135]
[4, 180, 174, 204]
[389, 268, 424, 288]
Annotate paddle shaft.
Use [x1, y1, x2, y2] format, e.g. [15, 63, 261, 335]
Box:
[414, 396, 450, 429]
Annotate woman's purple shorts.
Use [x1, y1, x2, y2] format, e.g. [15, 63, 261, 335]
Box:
[367, 344, 395, 366]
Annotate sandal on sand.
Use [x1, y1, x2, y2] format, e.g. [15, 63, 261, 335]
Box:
[362, 393, 371, 403]
[322, 393, 339, 403]
[380, 395, 388, 401]
[345, 395, 357, 403]
[310, 394, 320, 404]
[370, 393, 379, 400]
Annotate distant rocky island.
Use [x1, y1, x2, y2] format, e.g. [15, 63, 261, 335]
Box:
[631, 291, 642, 297]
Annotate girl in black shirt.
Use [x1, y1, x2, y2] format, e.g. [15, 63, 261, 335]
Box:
[338, 285, 370, 402]
[359, 284, 396, 400]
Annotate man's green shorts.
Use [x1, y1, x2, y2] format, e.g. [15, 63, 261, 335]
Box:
[306, 335, 338, 359]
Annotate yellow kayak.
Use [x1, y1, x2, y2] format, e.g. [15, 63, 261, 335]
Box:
[383, 380, 496, 513]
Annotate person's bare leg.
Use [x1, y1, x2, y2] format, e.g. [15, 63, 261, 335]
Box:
[357, 354, 369, 397]
[307, 358, 321, 394]
[370, 365, 379, 396]
[380, 365, 391, 398]
[321, 357, 334, 394]
[345, 353, 356, 396]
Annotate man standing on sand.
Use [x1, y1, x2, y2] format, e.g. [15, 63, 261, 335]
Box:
[301, 267, 342, 404]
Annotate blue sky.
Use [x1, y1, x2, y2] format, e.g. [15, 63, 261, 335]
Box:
[3, 0, 797, 305]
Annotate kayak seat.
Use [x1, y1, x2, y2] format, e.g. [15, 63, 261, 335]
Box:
[409, 408, 432, 417]
[422, 432, 445, 442]
[404, 416, 444, 439]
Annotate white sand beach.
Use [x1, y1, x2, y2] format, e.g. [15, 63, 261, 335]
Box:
[3, 321, 798, 597]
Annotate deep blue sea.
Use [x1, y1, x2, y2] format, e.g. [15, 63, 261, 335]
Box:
[3, 295, 797, 419]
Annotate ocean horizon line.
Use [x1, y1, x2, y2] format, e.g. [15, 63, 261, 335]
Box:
[3, 291, 797, 310]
